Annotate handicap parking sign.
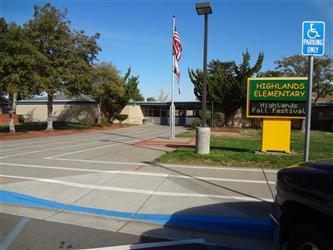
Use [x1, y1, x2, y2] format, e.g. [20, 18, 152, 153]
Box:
[302, 21, 325, 56]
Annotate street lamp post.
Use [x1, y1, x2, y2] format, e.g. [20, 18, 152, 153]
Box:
[195, 2, 212, 155]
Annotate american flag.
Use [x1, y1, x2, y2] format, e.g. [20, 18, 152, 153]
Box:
[173, 25, 182, 94]
[173, 30, 182, 61]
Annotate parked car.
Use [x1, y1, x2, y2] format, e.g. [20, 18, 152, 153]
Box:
[270, 159, 333, 250]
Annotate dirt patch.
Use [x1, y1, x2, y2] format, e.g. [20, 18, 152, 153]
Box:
[211, 131, 254, 139]
[210, 127, 255, 139]
[0, 124, 134, 141]
[211, 127, 241, 133]
[134, 137, 195, 148]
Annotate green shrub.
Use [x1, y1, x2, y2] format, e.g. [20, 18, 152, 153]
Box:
[212, 112, 224, 127]
[191, 119, 201, 129]
[100, 117, 109, 126]
[18, 114, 25, 124]
[115, 114, 128, 124]
[197, 111, 225, 127]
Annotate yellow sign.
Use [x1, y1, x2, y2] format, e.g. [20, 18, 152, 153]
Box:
[261, 119, 291, 153]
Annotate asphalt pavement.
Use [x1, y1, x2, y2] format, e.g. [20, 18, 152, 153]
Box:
[0, 124, 278, 250]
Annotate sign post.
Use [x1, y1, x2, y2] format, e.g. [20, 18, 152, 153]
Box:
[302, 21, 325, 162]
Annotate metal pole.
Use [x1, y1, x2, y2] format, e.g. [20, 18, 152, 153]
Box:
[170, 16, 176, 139]
[211, 101, 214, 128]
[304, 55, 314, 162]
[201, 14, 208, 127]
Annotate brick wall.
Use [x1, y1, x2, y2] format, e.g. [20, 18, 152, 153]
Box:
[0, 114, 19, 125]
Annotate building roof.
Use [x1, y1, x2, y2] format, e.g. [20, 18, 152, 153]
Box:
[16, 95, 204, 108]
[128, 100, 205, 108]
[17, 94, 95, 105]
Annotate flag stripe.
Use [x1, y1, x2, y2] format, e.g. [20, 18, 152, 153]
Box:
[173, 30, 182, 61]
[172, 20, 182, 95]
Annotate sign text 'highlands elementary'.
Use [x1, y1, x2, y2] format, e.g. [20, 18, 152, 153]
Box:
[247, 78, 309, 119]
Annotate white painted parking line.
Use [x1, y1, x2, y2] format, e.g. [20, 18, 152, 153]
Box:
[2, 126, 158, 148]
[0, 162, 275, 184]
[1, 128, 167, 159]
[1, 162, 112, 173]
[161, 163, 279, 173]
[85, 239, 206, 250]
[118, 170, 276, 184]
[45, 129, 169, 159]
[0, 141, 99, 159]
[2, 136, 109, 152]
[45, 139, 140, 159]
[0, 175, 274, 202]
[45, 157, 149, 165]
[45, 157, 278, 173]
[0, 125, 162, 150]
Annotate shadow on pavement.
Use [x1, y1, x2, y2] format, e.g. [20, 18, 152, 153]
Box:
[144, 162, 272, 202]
[138, 202, 276, 250]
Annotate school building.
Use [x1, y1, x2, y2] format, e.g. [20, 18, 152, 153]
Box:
[15, 95, 203, 126]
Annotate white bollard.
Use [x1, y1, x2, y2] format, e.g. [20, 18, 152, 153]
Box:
[196, 127, 210, 155]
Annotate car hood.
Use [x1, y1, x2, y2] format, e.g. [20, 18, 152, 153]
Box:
[277, 159, 333, 214]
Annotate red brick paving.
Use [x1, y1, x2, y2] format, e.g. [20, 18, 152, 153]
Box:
[133, 138, 195, 148]
[0, 124, 133, 141]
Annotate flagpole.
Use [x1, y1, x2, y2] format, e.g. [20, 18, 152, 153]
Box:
[170, 16, 176, 139]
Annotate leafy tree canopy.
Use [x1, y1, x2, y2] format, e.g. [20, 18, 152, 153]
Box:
[146, 97, 157, 102]
[0, 18, 39, 132]
[123, 67, 144, 101]
[189, 50, 264, 125]
[0, 18, 38, 97]
[261, 55, 333, 103]
[92, 63, 125, 121]
[24, 3, 100, 129]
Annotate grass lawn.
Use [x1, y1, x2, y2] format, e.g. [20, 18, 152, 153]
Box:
[156, 129, 333, 169]
[0, 121, 92, 133]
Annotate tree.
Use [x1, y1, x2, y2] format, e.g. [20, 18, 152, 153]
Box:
[92, 63, 125, 124]
[157, 89, 169, 102]
[25, 3, 100, 130]
[189, 51, 264, 126]
[272, 55, 333, 103]
[91, 64, 144, 124]
[235, 50, 264, 109]
[146, 97, 157, 101]
[123, 67, 144, 101]
[0, 18, 38, 132]
[258, 69, 281, 77]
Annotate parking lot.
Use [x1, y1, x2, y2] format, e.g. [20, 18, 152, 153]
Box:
[0, 124, 277, 249]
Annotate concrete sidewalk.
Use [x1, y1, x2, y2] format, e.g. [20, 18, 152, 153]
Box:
[0, 125, 277, 250]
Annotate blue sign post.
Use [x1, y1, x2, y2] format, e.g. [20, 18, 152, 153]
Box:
[302, 21, 325, 56]
[302, 21, 325, 162]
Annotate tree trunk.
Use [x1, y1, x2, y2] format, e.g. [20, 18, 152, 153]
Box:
[46, 93, 54, 131]
[8, 92, 17, 133]
[240, 106, 247, 128]
[301, 119, 306, 132]
[97, 100, 102, 124]
[224, 111, 232, 127]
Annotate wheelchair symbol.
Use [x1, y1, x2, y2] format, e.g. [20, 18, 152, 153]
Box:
[307, 23, 321, 39]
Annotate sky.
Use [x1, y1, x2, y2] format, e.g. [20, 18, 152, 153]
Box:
[1, 0, 332, 101]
